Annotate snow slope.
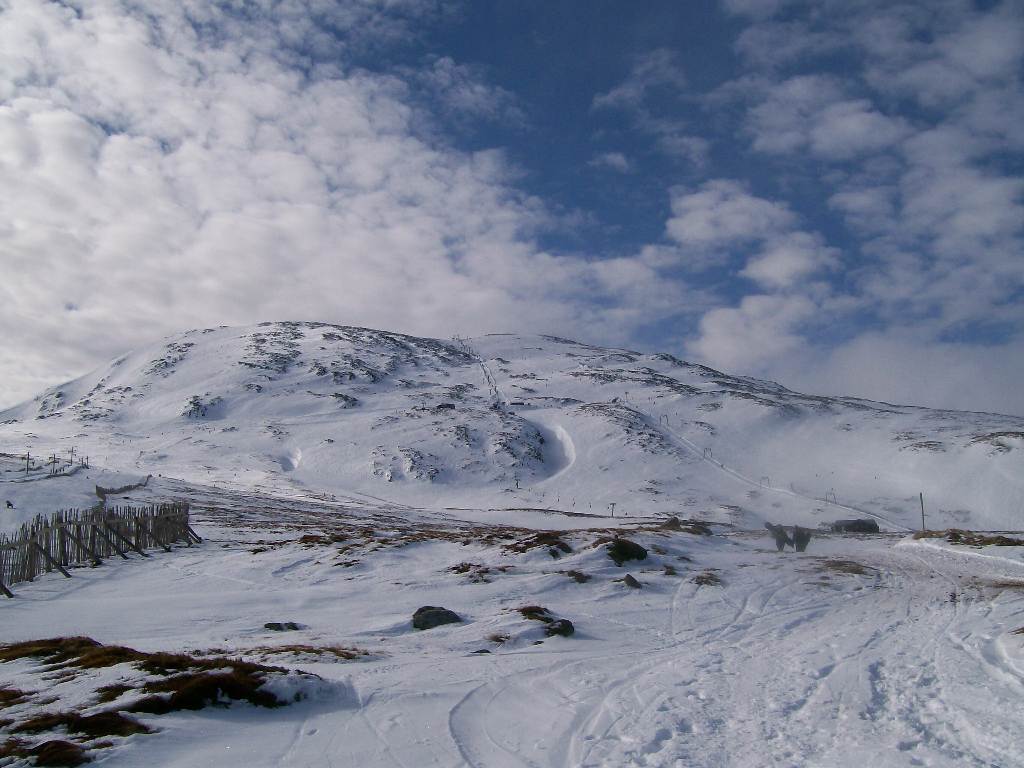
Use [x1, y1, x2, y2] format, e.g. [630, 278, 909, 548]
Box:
[1, 320, 1023, 767]
[1, 322, 1022, 532]
[1, 483, 1022, 767]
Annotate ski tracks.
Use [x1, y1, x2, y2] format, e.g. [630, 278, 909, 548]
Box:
[444, 548, 1024, 767]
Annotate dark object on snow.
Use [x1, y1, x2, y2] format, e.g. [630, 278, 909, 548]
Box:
[623, 574, 642, 589]
[606, 538, 647, 566]
[5, 500, 12, 508]
[831, 519, 880, 534]
[661, 516, 683, 530]
[765, 522, 793, 551]
[412, 606, 462, 630]
[792, 526, 812, 552]
[264, 622, 301, 631]
[545, 619, 575, 637]
[435, 403, 455, 410]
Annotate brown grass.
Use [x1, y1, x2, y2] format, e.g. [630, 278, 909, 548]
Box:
[967, 579, 1024, 594]
[13, 710, 151, 739]
[821, 559, 870, 576]
[32, 740, 88, 767]
[0, 638, 106, 667]
[514, 606, 554, 623]
[505, 532, 572, 555]
[449, 562, 509, 583]
[692, 571, 721, 586]
[913, 529, 1024, 547]
[94, 684, 133, 705]
[253, 645, 367, 661]
[1, 737, 88, 767]
[487, 633, 511, 644]
[1011, 627, 1024, 636]
[663, 565, 677, 576]
[127, 668, 285, 714]
[558, 569, 591, 583]
[0, 685, 30, 709]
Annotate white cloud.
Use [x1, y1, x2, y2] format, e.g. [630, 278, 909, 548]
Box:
[688, 293, 817, 373]
[684, 0, 1024, 416]
[746, 77, 908, 159]
[588, 151, 632, 173]
[0, 0, 697, 408]
[739, 232, 839, 290]
[665, 180, 795, 249]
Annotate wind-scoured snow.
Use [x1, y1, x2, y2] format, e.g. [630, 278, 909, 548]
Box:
[1, 323, 1023, 767]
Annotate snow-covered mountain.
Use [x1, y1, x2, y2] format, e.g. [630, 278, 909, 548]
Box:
[2, 321, 1022, 531]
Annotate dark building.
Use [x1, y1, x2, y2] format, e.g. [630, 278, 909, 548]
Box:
[830, 519, 880, 534]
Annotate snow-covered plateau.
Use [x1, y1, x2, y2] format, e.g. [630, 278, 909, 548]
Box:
[1, 322, 1023, 767]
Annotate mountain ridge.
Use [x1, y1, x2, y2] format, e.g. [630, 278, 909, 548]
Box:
[2, 321, 1022, 531]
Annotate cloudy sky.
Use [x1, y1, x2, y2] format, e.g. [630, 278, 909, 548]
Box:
[1, 0, 1022, 415]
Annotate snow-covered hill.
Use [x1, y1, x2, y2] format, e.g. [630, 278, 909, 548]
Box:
[2, 322, 1022, 531]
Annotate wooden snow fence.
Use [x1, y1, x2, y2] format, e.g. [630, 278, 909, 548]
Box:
[0, 503, 199, 597]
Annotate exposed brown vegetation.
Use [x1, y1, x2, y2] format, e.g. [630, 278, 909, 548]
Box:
[13, 710, 151, 739]
[2, 737, 89, 767]
[558, 569, 591, 583]
[253, 645, 368, 661]
[487, 633, 511, 644]
[127, 668, 284, 714]
[514, 605, 554, 623]
[94, 684, 133, 705]
[659, 517, 713, 536]
[0, 685, 30, 708]
[1011, 627, 1024, 636]
[821, 559, 870, 576]
[663, 564, 677, 576]
[0, 638, 108, 667]
[32, 740, 88, 767]
[449, 562, 510, 583]
[692, 571, 721, 586]
[505, 532, 572, 555]
[913, 529, 1024, 547]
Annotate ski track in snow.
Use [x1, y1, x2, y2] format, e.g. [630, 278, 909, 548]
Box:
[2, 483, 1021, 767]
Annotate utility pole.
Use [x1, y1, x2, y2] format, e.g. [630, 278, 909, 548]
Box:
[920, 492, 926, 532]
[609, 502, 616, 517]
[25, 451, 30, 475]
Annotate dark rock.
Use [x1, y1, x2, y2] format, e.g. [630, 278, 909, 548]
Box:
[607, 538, 647, 566]
[624, 574, 642, 589]
[661, 516, 682, 530]
[264, 622, 302, 631]
[544, 619, 575, 637]
[412, 606, 462, 630]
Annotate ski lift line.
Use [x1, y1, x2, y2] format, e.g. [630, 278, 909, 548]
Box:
[640, 406, 908, 531]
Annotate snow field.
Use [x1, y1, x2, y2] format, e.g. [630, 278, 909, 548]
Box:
[2, 482, 1023, 767]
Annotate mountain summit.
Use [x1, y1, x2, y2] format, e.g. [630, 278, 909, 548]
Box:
[2, 322, 1021, 530]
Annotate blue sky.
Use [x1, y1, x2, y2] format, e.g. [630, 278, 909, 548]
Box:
[0, 0, 1022, 414]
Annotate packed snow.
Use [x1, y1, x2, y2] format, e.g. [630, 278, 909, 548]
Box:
[1, 323, 1023, 766]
